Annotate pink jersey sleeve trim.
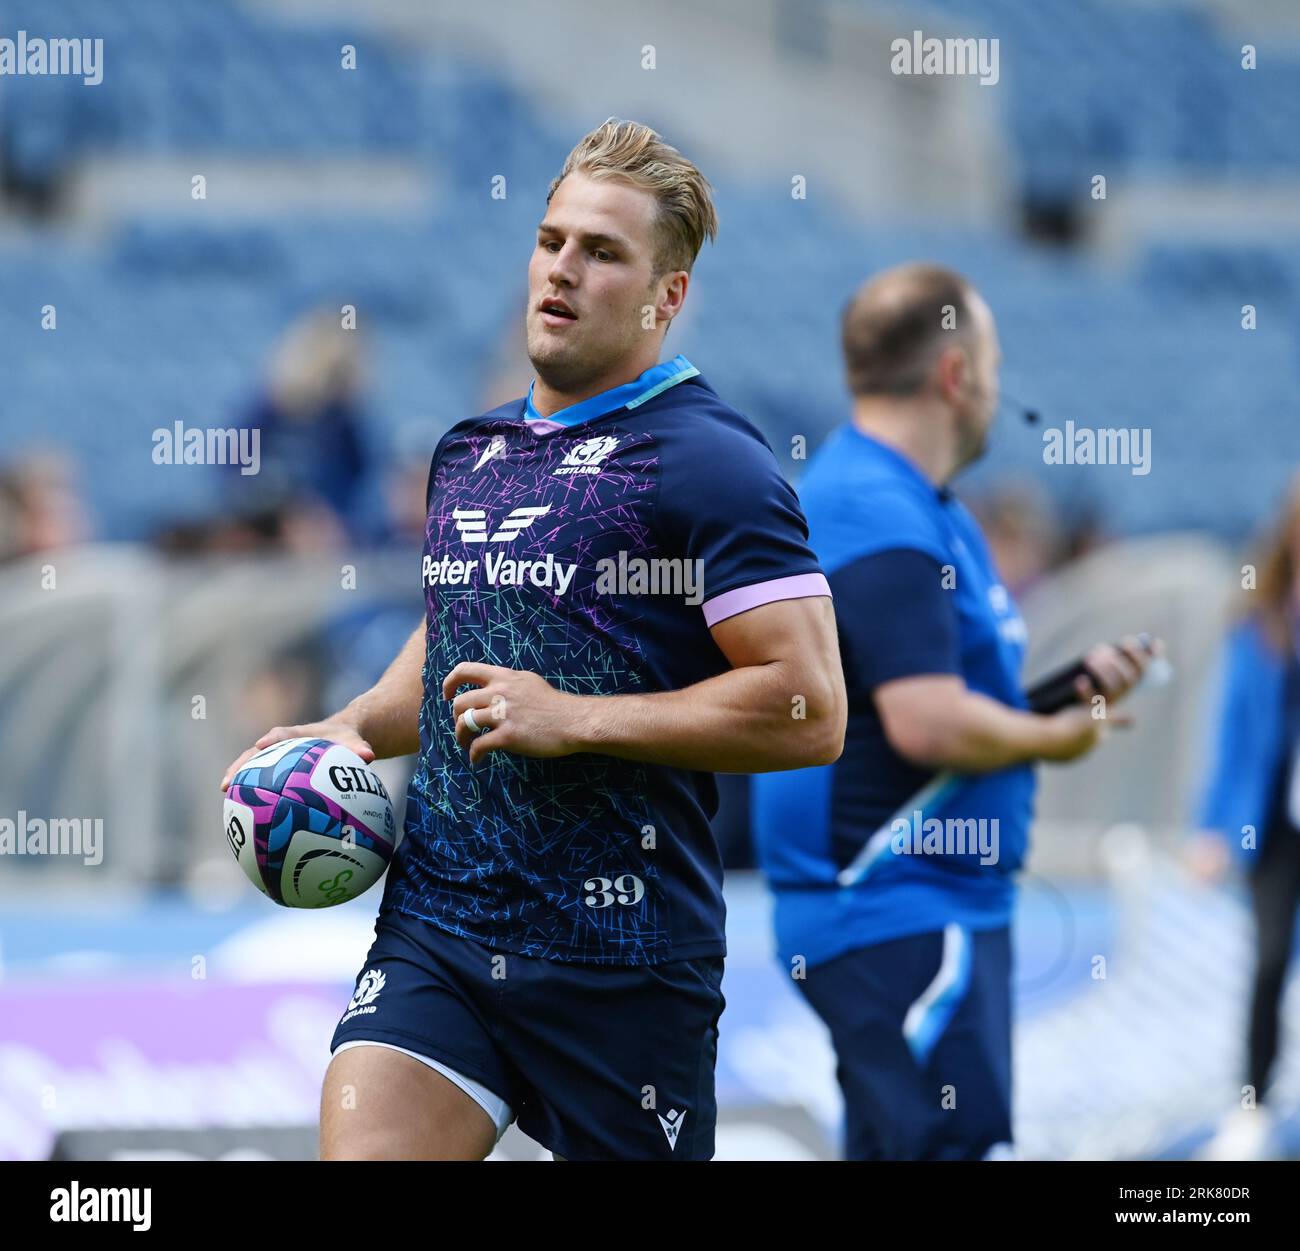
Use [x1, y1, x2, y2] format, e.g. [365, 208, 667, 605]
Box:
[701, 572, 832, 628]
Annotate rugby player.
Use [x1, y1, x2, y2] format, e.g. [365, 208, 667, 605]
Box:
[222, 120, 846, 1160]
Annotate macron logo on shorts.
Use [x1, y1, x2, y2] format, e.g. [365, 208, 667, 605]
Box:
[657, 1107, 686, 1150]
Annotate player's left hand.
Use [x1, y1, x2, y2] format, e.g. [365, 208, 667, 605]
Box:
[443, 662, 588, 764]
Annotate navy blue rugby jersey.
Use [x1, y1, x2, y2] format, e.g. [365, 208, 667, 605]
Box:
[381, 354, 831, 965]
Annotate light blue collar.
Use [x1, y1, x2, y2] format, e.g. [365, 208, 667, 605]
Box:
[524, 354, 699, 429]
[848, 424, 950, 501]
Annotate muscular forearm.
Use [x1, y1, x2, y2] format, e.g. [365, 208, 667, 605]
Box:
[568, 660, 843, 773]
[339, 623, 426, 759]
[897, 688, 1065, 772]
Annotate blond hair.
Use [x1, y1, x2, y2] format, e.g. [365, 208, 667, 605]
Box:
[548, 119, 718, 276]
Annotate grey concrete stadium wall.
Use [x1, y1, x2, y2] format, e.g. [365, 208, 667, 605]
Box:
[1020, 532, 1237, 877]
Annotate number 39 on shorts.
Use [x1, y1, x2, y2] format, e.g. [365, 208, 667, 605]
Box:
[583, 874, 645, 907]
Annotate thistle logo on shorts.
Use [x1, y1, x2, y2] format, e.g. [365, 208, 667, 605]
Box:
[342, 968, 386, 1022]
[453, 505, 551, 543]
[554, 435, 620, 476]
[657, 1107, 687, 1150]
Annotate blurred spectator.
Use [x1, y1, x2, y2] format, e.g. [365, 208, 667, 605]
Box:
[967, 478, 1063, 596]
[1191, 473, 1300, 1160]
[374, 419, 442, 549]
[232, 306, 375, 545]
[153, 499, 347, 558]
[0, 451, 90, 563]
[155, 307, 377, 557]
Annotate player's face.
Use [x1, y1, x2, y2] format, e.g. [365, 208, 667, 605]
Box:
[527, 173, 673, 396]
[955, 293, 1001, 465]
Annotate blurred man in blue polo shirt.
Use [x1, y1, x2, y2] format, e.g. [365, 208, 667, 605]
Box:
[752, 263, 1155, 1160]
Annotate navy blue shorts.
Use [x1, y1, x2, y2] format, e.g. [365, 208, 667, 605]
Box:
[796, 923, 1012, 1160]
[330, 907, 726, 1160]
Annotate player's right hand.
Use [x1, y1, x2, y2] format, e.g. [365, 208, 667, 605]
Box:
[219, 718, 376, 792]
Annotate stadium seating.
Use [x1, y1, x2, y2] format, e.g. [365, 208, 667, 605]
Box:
[0, 0, 1295, 542]
[890, 0, 1300, 191]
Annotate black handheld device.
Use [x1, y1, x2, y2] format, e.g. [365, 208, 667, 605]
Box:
[1025, 632, 1156, 714]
